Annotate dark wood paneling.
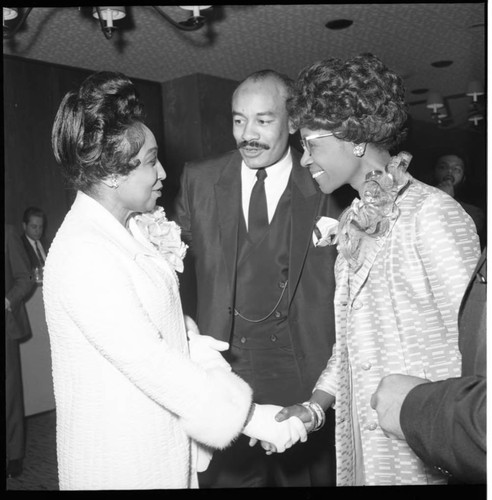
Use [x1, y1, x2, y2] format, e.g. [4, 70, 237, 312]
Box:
[4, 55, 164, 242]
[160, 73, 238, 217]
[160, 73, 239, 317]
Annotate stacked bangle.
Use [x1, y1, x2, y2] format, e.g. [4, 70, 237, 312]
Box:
[301, 401, 326, 432]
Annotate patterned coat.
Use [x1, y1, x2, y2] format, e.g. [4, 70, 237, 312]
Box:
[315, 177, 480, 485]
[43, 191, 252, 490]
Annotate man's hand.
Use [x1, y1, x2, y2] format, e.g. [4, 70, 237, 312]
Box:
[436, 179, 455, 197]
[370, 374, 428, 440]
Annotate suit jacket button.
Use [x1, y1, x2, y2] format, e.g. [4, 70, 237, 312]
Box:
[278, 281, 287, 288]
[270, 334, 277, 342]
[366, 422, 377, 431]
[274, 311, 281, 318]
[240, 337, 247, 344]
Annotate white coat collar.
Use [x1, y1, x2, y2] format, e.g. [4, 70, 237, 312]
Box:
[72, 191, 156, 260]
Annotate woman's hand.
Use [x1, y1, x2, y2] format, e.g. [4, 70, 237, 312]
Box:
[185, 315, 231, 372]
[275, 403, 315, 431]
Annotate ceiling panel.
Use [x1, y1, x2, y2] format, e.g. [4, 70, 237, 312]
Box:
[3, 3, 486, 129]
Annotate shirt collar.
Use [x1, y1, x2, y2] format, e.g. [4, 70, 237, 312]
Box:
[241, 147, 292, 180]
[25, 234, 39, 247]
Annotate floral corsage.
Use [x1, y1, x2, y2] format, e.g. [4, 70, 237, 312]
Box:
[313, 216, 339, 247]
[337, 151, 412, 270]
[131, 206, 188, 273]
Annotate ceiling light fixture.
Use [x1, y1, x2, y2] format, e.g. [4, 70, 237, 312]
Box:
[325, 19, 353, 30]
[466, 80, 485, 102]
[425, 80, 485, 128]
[426, 91, 444, 114]
[3, 6, 212, 40]
[430, 60, 454, 68]
[466, 80, 485, 126]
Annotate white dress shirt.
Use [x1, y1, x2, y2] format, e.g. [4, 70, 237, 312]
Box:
[25, 234, 46, 261]
[241, 148, 293, 229]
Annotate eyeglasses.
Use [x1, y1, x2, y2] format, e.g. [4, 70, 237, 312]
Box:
[300, 132, 334, 154]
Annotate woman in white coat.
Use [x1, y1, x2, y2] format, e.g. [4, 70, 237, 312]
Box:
[266, 54, 481, 485]
[44, 71, 306, 490]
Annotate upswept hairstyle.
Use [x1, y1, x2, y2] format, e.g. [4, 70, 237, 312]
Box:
[288, 53, 408, 151]
[51, 71, 146, 192]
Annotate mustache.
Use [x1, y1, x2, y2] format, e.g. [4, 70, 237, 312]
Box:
[237, 140, 270, 150]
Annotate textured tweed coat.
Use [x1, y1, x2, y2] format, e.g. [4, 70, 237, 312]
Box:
[43, 192, 252, 490]
[314, 177, 481, 486]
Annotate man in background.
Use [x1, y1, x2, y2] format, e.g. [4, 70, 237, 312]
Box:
[5, 224, 35, 479]
[174, 69, 343, 487]
[21, 207, 48, 271]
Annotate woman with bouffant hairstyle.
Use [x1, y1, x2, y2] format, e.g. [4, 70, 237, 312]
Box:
[45, 71, 306, 490]
[267, 54, 481, 485]
[52, 72, 148, 191]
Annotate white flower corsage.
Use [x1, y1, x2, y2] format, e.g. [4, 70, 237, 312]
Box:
[131, 206, 188, 273]
[313, 216, 339, 247]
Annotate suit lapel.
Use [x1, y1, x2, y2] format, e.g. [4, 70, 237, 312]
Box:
[288, 152, 320, 304]
[215, 154, 242, 290]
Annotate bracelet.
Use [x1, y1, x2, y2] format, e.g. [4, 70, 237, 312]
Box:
[301, 401, 325, 432]
[301, 402, 318, 432]
[310, 401, 326, 431]
[243, 402, 256, 429]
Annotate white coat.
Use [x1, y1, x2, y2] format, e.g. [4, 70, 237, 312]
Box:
[43, 191, 252, 490]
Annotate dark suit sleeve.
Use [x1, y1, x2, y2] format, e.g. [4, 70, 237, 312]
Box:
[6, 226, 35, 309]
[173, 163, 193, 246]
[400, 376, 486, 483]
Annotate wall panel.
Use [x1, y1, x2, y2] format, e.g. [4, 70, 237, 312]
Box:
[4, 55, 164, 243]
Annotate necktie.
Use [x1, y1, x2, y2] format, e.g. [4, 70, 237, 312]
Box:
[248, 168, 268, 241]
[35, 241, 45, 265]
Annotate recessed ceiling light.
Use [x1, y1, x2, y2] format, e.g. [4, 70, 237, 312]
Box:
[431, 60, 454, 68]
[325, 19, 353, 30]
[411, 88, 429, 95]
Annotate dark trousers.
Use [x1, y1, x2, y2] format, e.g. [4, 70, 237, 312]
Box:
[198, 343, 336, 488]
[5, 335, 25, 461]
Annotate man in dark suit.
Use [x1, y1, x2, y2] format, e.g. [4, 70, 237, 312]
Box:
[21, 206, 48, 271]
[174, 70, 343, 487]
[371, 249, 486, 484]
[5, 224, 35, 478]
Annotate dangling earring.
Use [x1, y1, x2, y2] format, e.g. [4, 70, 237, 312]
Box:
[110, 175, 119, 189]
[353, 143, 366, 157]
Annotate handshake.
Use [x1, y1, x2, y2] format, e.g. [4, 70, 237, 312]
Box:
[185, 316, 326, 454]
[243, 403, 307, 454]
[243, 401, 326, 454]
